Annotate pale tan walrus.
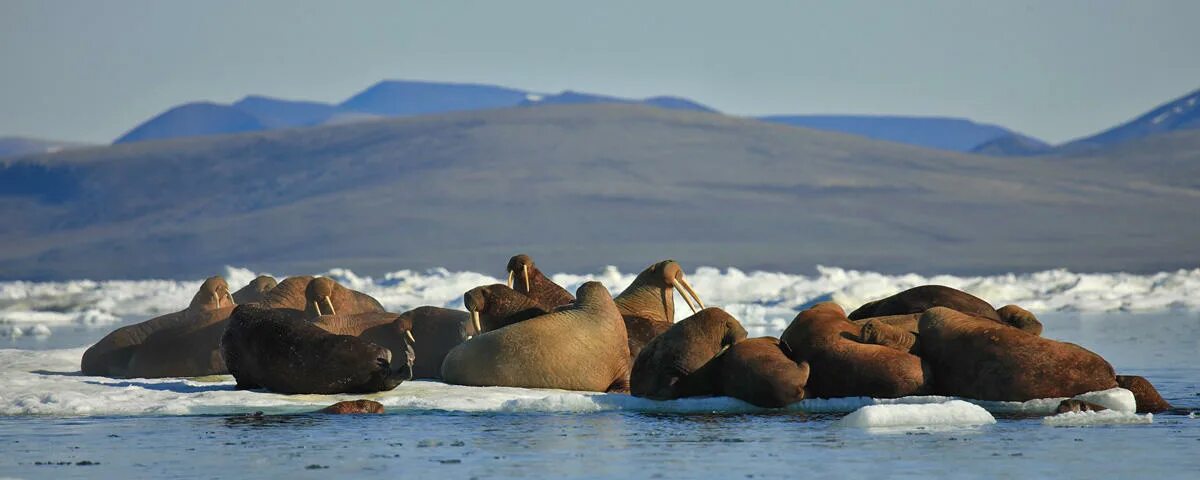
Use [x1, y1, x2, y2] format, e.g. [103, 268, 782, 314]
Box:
[440, 281, 631, 392]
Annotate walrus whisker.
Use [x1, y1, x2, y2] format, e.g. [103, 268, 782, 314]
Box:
[507, 270, 514, 288]
[673, 280, 698, 314]
[324, 296, 337, 316]
[523, 265, 530, 293]
[678, 276, 705, 310]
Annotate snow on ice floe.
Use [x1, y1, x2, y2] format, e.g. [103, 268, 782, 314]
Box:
[1043, 410, 1153, 426]
[835, 400, 995, 429]
[3, 265, 1200, 338]
[0, 348, 1140, 422]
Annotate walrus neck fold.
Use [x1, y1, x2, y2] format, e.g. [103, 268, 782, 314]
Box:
[614, 283, 674, 324]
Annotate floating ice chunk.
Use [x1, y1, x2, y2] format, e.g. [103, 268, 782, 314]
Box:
[836, 400, 995, 428]
[1072, 387, 1136, 413]
[1043, 410, 1152, 426]
[29, 324, 51, 337]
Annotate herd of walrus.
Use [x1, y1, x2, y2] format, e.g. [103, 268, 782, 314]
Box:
[80, 255, 1175, 415]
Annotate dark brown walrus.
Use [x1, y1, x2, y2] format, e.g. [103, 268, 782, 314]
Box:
[221, 304, 412, 394]
[613, 260, 707, 363]
[441, 282, 631, 392]
[718, 337, 810, 408]
[320, 400, 385, 414]
[1116, 375, 1173, 413]
[630, 307, 748, 400]
[507, 254, 575, 309]
[463, 284, 551, 333]
[81, 276, 235, 377]
[849, 285, 1002, 322]
[781, 302, 931, 398]
[917, 307, 1117, 401]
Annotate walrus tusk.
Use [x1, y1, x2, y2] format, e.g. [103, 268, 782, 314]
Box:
[323, 296, 337, 316]
[213, 292, 221, 308]
[677, 276, 705, 310]
[471, 311, 482, 334]
[507, 270, 514, 288]
[673, 279, 698, 315]
[313, 300, 323, 315]
[523, 265, 530, 293]
[406, 330, 416, 343]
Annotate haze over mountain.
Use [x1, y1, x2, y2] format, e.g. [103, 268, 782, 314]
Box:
[0, 137, 89, 159]
[757, 115, 1047, 153]
[2, 103, 1197, 281]
[1058, 87, 1200, 152]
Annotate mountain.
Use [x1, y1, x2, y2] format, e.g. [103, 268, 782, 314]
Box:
[2, 104, 1196, 281]
[231, 96, 337, 128]
[0, 136, 88, 158]
[338, 80, 532, 116]
[113, 102, 267, 144]
[969, 133, 1053, 156]
[757, 115, 1048, 152]
[1059, 88, 1200, 152]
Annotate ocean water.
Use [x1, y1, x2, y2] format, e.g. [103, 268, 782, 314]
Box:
[1, 267, 1198, 478]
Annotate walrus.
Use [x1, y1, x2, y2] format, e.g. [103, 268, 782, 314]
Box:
[858, 317, 920, 353]
[231, 275, 277, 305]
[392, 306, 476, 379]
[1115, 375, 1173, 413]
[613, 260, 707, 362]
[996, 304, 1044, 336]
[221, 304, 412, 394]
[441, 282, 630, 392]
[506, 254, 575, 308]
[917, 307, 1117, 401]
[81, 276, 235, 377]
[849, 285, 1002, 322]
[630, 307, 747, 400]
[717, 337, 810, 408]
[781, 302, 931, 398]
[463, 284, 551, 333]
[259, 276, 383, 317]
[319, 400, 385, 414]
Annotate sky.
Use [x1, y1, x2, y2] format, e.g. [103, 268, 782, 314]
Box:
[2, 0, 1198, 144]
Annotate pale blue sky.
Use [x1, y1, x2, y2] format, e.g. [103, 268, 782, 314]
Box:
[2, 0, 1198, 144]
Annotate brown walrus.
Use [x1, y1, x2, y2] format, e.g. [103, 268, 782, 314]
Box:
[718, 337, 810, 408]
[630, 307, 747, 400]
[917, 307, 1117, 401]
[81, 276, 235, 377]
[231, 275, 277, 305]
[849, 285, 1002, 322]
[392, 306, 476, 379]
[1115, 375, 1173, 413]
[463, 284, 551, 333]
[319, 400, 385, 414]
[221, 304, 412, 394]
[613, 260, 707, 362]
[996, 304, 1044, 336]
[441, 282, 630, 392]
[781, 302, 931, 398]
[259, 276, 384, 317]
[1056, 399, 1108, 413]
[507, 254, 575, 308]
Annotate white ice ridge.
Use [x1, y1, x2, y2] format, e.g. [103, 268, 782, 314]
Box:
[0, 348, 1140, 419]
[1043, 410, 1153, 426]
[835, 400, 995, 428]
[3, 264, 1200, 338]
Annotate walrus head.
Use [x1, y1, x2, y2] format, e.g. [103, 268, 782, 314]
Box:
[306, 277, 341, 317]
[506, 254, 535, 293]
[614, 260, 705, 324]
[190, 276, 233, 311]
[232, 275, 278, 305]
[463, 284, 550, 333]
